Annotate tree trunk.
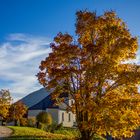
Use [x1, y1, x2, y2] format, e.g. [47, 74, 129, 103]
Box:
[80, 130, 93, 140]
[14, 120, 18, 126]
[106, 133, 113, 140]
[36, 121, 39, 128]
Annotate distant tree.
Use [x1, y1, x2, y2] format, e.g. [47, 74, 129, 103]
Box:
[9, 101, 27, 126]
[20, 118, 28, 126]
[37, 10, 140, 140]
[0, 89, 12, 120]
[36, 112, 52, 129]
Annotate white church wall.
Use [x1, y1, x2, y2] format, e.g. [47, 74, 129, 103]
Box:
[58, 110, 76, 127]
[46, 108, 59, 124]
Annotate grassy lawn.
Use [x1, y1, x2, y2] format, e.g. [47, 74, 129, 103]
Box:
[7, 126, 76, 140]
[54, 129, 105, 140]
[6, 126, 105, 140]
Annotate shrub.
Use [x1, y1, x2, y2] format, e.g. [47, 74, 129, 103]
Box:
[36, 112, 52, 130]
[46, 122, 64, 132]
[36, 112, 52, 125]
[38, 123, 45, 130]
[46, 122, 58, 132]
[27, 117, 36, 127]
[56, 123, 63, 130]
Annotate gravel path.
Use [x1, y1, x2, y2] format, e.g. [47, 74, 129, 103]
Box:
[0, 126, 12, 139]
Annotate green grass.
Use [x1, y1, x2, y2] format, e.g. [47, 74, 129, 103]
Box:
[54, 128, 80, 138]
[7, 126, 76, 140]
[54, 128, 105, 140]
[6, 126, 105, 140]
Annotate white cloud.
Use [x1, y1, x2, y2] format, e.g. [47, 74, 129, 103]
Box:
[123, 50, 140, 64]
[0, 33, 52, 101]
[1, 33, 140, 102]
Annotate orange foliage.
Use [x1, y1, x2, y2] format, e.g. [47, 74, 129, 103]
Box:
[37, 10, 140, 139]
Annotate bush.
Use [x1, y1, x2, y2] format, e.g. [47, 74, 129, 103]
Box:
[46, 122, 64, 132]
[56, 123, 63, 130]
[46, 122, 58, 132]
[27, 117, 36, 127]
[38, 122, 45, 130]
[36, 112, 52, 130]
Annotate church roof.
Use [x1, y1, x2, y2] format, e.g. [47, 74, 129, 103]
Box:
[29, 94, 59, 110]
[20, 88, 50, 108]
[29, 92, 69, 110]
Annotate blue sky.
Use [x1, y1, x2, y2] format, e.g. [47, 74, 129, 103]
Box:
[0, 0, 140, 101]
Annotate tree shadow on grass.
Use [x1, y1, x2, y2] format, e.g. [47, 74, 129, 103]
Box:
[5, 135, 73, 140]
[5, 136, 55, 140]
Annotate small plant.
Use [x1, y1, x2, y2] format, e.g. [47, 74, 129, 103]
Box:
[27, 117, 36, 127]
[46, 122, 64, 132]
[56, 123, 63, 130]
[36, 112, 52, 130]
[46, 122, 58, 132]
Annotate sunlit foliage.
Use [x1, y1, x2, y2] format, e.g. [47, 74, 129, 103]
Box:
[9, 101, 27, 125]
[37, 10, 140, 140]
[0, 89, 12, 119]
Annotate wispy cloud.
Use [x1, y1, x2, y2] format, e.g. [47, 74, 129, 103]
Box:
[0, 33, 52, 101]
[1, 33, 140, 102]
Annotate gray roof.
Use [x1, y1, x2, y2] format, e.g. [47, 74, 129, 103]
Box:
[29, 94, 58, 110]
[20, 88, 50, 108]
[29, 93, 68, 110]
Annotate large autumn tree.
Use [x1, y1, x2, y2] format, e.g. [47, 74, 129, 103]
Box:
[37, 11, 140, 140]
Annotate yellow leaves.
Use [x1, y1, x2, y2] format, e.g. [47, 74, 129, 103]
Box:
[0, 89, 12, 118]
[54, 32, 73, 44]
[88, 85, 140, 138]
[75, 92, 81, 100]
[37, 10, 140, 139]
[9, 101, 27, 121]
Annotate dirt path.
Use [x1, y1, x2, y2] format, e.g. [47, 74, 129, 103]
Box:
[0, 126, 12, 139]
